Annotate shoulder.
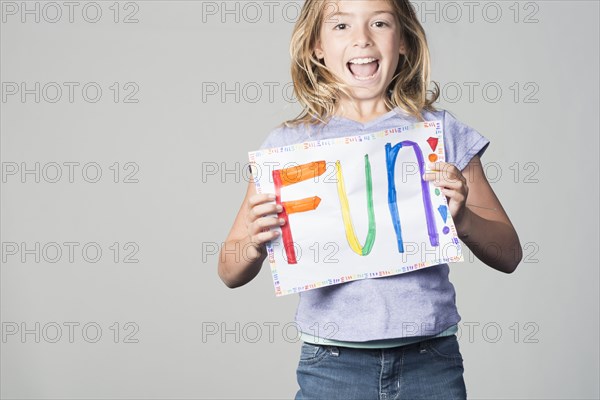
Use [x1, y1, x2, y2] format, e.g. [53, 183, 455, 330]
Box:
[420, 108, 470, 129]
[421, 108, 446, 121]
[259, 123, 298, 150]
[258, 121, 325, 150]
[421, 108, 463, 130]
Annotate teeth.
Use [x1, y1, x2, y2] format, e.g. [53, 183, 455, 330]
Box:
[354, 74, 377, 81]
[348, 57, 377, 64]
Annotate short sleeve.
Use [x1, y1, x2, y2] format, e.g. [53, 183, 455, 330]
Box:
[443, 110, 490, 170]
[258, 129, 277, 150]
[257, 123, 311, 150]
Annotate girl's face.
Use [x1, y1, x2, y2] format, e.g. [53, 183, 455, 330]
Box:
[314, 0, 405, 105]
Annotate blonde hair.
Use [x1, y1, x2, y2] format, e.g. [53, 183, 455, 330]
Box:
[283, 0, 439, 128]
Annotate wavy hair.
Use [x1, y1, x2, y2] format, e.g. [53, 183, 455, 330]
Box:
[283, 0, 439, 127]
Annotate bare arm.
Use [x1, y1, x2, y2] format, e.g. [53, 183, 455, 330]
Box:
[425, 156, 522, 273]
[218, 181, 283, 288]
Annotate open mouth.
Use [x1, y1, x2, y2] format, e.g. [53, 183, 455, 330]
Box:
[347, 57, 380, 81]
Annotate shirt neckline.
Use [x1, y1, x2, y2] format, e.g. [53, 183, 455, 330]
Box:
[330, 107, 405, 128]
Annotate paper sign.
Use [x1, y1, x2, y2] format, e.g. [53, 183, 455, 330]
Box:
[248, 120, 463, 297]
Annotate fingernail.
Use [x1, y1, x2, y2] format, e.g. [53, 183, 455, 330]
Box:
[273, 230, 281, 235]
[276, 205, 283, 212]
[279, 218, 285, 225]
[269, 194, 276, 200]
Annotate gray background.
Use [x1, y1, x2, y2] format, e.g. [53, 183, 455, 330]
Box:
[1, 1, 598, 399]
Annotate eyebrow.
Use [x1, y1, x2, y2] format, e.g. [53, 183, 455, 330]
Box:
[328, 11, 395, 18]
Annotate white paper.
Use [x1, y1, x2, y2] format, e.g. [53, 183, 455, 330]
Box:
[248, 120, 463, 297]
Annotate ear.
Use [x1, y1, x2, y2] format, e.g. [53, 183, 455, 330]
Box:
[399, 38, 407, 56]
[314, 40, 324, 60]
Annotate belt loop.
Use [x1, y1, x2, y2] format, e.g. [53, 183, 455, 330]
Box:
[329, 346, 340, 357]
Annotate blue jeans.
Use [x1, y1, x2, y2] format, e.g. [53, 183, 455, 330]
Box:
[295, 334, 466, 400]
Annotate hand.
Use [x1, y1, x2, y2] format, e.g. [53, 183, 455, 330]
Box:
[244, 193, 285, 260]
[423, 162, 470, 230]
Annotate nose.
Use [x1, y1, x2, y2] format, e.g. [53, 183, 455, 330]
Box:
[353, 25, 372, 47]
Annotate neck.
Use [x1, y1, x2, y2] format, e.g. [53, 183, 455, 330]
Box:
[334, 98, 392, 124]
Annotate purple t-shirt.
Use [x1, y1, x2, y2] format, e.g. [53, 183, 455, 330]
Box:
[259, 107, 489, 341]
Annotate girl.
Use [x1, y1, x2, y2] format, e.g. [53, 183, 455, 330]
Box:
[218, 0, 522, 398]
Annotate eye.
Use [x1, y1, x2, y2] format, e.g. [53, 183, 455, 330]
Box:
[334, 23, 348, 30]
[373, 21, 389, 28]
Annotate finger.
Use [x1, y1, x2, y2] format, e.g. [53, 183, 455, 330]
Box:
[248, 215, 285, 240]
[247, 193, 276, 209]
[423, 171, 465, 189]
[441, 189, 468, 220]
[440, 187, 467, 203]
[252, 229, 281, 246]
[427, 162, 462, 183]
[422, 171, 437, 181]
[428, 161, 457, 172]
[251, 216, 285, 233]
[248, 203, 283, 222]
[426, 162, 466, 183]
[246, 194, 279, 223]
